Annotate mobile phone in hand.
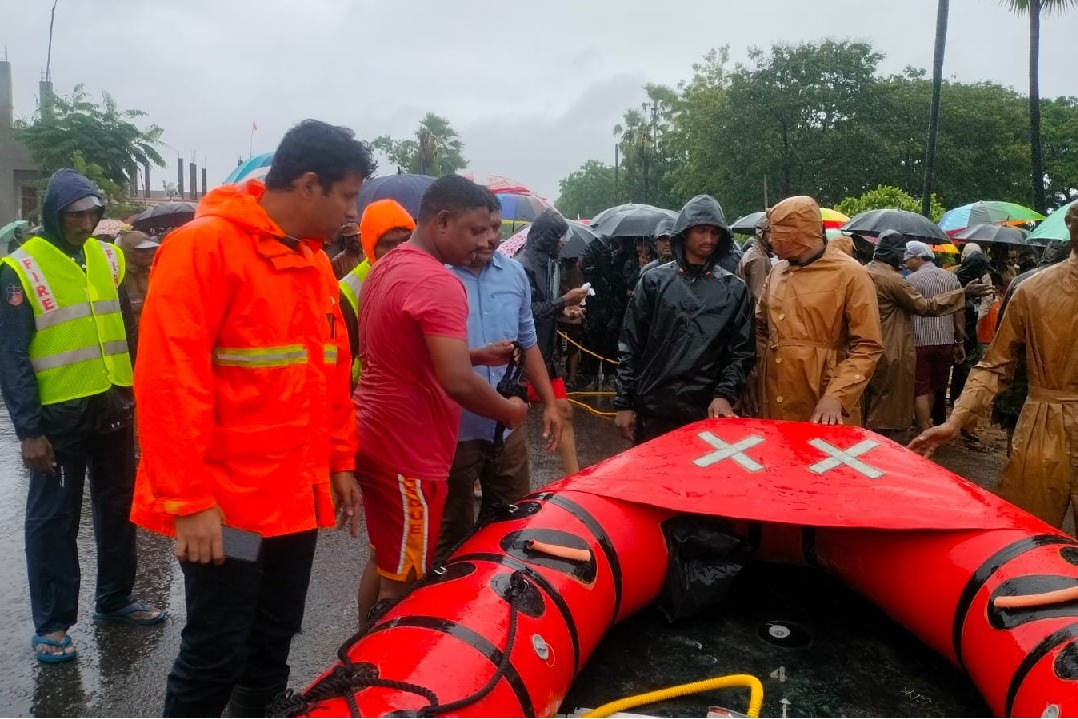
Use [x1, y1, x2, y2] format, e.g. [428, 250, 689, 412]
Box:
[221, 526, 262, 562]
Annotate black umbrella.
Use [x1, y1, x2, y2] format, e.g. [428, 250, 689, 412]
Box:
[953, 224, 1029, 246]
[564, 221, 600, 259]
[589, 203, 677, 239]
[840, 209, 949, 243]
[356, 173, 436, 221]
[731, 211, 766, 234]
[131, 202, 197, 231]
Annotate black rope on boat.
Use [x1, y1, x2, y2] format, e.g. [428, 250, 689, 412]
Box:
[267, 570, 531, 718]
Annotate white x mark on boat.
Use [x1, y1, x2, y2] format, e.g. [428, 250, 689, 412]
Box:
[692, 432, 765, 472]
[807, 438, 884, 479]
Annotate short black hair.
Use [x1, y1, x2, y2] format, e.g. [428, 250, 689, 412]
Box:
[417, 175, 496, 223]
[481, 186, 502, 214]
[265, 120, 376, 193]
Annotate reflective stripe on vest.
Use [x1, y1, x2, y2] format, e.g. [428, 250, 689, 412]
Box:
[212, 345, 308, 368]
[30, 339, 130, 372]
[3, 237, 133, 405]
[324, 345, 338, 364]
[340, 271, 363, 315]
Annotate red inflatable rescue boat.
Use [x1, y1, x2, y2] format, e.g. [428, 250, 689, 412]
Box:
[282, 419, 1078, 717]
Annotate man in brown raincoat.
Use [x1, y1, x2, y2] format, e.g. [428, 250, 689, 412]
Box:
[755, 196, 883, 425]
[861, 230, 973, 435]
[736, 217, 772, 299]
[911, 205, 1078, 530]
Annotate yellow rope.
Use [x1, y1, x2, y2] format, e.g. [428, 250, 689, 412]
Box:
[566, 391, 615, 397]
[582, 673, 764, 718]
[568, 398, 617, 419]
[559, 331, 619, 365]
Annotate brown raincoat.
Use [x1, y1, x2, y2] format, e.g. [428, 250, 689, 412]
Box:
[950, 253, 1078, 529]
[756, 197, 884, 424]
[737, 238, 771, 299]
[863, 261, 965, 431]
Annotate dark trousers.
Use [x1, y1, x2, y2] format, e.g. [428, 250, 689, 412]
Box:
[25, 424, 137, 634]
[163, 529, 318, 718]
[436, 430, 530, 565]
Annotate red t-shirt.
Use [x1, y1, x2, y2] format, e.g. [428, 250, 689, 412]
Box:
[355, 244, 468, 480]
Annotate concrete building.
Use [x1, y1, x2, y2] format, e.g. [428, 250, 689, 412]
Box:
[0, 61, 41, 226]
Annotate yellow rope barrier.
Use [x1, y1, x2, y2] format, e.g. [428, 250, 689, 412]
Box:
[559, 331, 619, 365]
[568, 398, 617, 419]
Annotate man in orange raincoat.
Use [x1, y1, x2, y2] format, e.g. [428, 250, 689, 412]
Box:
[755, 196, 883, 425]
[131, 120, 376, 717]
[911, 205, 1078, 530]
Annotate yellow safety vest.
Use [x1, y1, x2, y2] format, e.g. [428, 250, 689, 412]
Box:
[339, 260, 372, 383]
[3, 236, 133, 405]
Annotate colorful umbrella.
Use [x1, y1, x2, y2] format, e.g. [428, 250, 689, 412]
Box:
[821, 208, 850, 229]
[952, 224, 1029, 246]
[356, 173, 436, 221]
[1028, 200, 1076, 244]
[497, 193, 552, 223]
[938, 201, 1044, 235]
[94, 219, 131, 237]
[223, 152, 274, 185]
[931, 243, 960, 254]
[467, 173, 536, 196]
[498, 220, 597, 260]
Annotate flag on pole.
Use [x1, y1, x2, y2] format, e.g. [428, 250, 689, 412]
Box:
[252, 121, 258, 132]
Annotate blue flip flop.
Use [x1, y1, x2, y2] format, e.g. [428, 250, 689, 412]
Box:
[31, 634, 77, 663]
[93, 600, 168, 626]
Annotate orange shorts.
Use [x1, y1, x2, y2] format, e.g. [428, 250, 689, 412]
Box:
[357, 468, 448, 582]
[525, 377, 567, 403]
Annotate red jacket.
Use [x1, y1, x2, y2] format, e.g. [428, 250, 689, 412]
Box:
[131, 180, 356, 537]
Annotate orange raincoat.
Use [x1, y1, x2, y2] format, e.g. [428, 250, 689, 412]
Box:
[131, 180, 356, 538]
[951, 252, 1078, 529]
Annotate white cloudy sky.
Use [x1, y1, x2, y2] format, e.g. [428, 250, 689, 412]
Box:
[3, 0, 1076, 200]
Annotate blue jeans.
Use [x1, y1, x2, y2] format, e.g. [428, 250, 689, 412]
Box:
[25, 424, 137, 634]
[163, 529, 318, 718]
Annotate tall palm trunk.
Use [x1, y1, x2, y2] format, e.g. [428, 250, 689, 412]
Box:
[922, 0, 949, 217]
[1028, 0, 1047, 213]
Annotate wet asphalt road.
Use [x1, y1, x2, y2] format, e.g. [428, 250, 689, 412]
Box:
[0, 398, 626, 718]
[0, 394, 1008, 717]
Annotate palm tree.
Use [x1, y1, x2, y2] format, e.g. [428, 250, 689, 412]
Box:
[1004, 0, 1078, 213]
[922, 0, 949, 217]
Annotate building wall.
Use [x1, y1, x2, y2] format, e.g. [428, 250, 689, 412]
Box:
[0, 62, 41, 225]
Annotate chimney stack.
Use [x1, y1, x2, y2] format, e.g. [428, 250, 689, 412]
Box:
[0, 61, 13, 130]
[177, 157, 184, 200]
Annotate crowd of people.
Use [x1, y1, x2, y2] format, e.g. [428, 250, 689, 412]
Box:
[0, 117, 1075, 718]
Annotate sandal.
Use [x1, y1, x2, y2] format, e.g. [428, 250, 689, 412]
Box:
[31, 633, 77, 663]
[93, 600, 168, 626]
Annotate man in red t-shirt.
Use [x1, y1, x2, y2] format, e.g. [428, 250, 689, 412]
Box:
[354, 175, 529, 624]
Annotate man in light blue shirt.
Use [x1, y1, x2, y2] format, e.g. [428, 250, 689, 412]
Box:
[435, 206, 563, 563]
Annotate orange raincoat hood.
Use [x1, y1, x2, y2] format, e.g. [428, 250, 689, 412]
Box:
[360, 199, 415, 264]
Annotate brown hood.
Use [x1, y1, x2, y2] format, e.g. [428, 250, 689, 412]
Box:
[767, 196, 823, 261]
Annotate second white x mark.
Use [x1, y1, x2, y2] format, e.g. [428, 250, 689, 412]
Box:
[808, 438, 884, 479]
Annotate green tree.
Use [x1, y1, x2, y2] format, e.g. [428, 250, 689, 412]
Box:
[664, 48, 732, 205]
[17, 84, 164, 194]
[556, 161, 617, 219]
[1003, 0, 1078, 213]
[836, 185, 945, 222]
[922, 0, 950, 215]
[372, 112, 466, 176]
[612, 84, 679, 207]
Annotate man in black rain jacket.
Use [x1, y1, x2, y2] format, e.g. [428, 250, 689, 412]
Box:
[614, 195, 755, 444]
[517, 209, 590, 474]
